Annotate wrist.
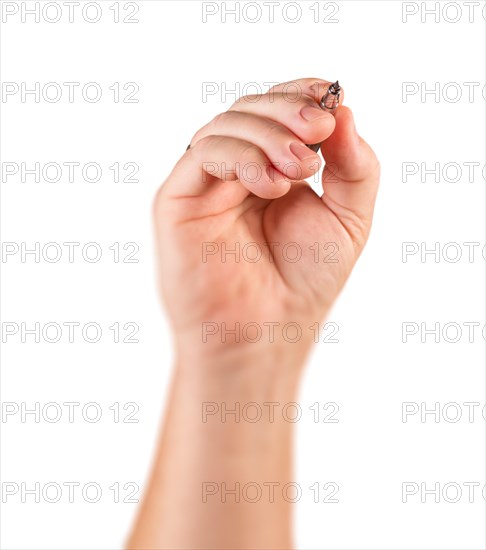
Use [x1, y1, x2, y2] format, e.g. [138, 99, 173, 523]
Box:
[173, 341, 310, 402]
[176, 335, 310, 372]
[173, 317, 318, 370]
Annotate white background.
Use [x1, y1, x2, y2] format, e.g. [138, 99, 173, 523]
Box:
[1, 1, 485, 549]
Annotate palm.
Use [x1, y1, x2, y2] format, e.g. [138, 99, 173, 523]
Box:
[159, 175, 360, 334]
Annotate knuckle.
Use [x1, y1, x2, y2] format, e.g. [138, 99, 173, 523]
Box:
[241, 93, 261, 103]
[191, 112, 236, 147]
[230, 94, 261, 109]
[210, 111, 231, 128]
[267, 82, 282, 93]
[239, 142, 261, 161]
[191, 134, 217, 152]
[261, 121, 287, 141]
[360, 138, 381, 176]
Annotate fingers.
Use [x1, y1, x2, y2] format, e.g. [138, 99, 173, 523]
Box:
[229, 91, 336, 146]
[161, 135, 292, 203]
[189, 110, 322, 181]
[320, 106, 381, 239]
[268, 77, 345, 106]
[157, 77, 347, 217]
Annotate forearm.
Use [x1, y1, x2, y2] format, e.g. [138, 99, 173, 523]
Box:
[127, 349, 304, 550]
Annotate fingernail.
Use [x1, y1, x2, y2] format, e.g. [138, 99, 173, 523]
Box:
[300, 105, 327, 121]
[289, 142, 316, 161]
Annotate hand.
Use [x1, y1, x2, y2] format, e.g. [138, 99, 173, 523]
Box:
[154, 78, 380, 368]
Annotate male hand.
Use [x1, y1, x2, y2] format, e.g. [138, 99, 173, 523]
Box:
[154, 78, 380, 368]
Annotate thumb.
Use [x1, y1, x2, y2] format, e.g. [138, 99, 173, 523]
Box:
[320, 106, 380, 239]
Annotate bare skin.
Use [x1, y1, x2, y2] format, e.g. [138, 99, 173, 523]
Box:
[127, 78, 380, 550]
